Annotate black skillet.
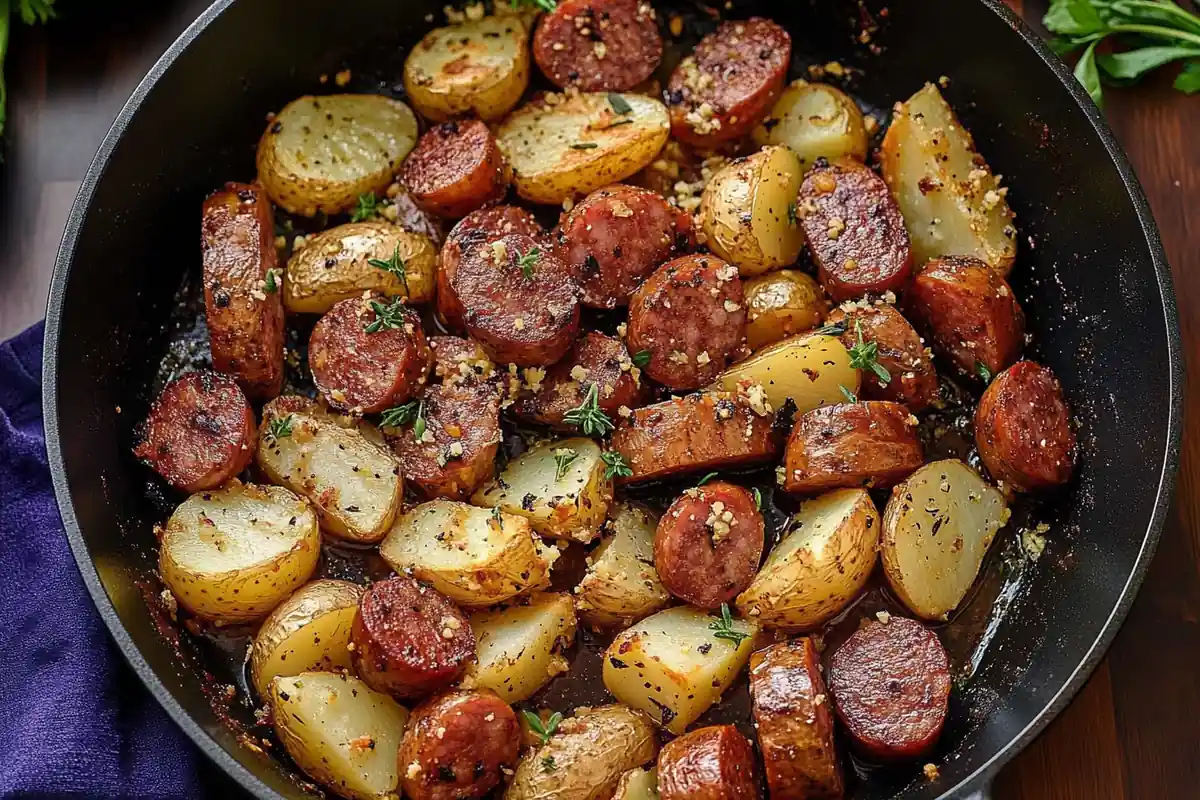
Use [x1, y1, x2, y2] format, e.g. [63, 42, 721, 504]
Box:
[42, 0, 1182, 797]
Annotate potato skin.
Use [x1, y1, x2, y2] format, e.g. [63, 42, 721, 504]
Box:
[827, 304, 939, 412]
[753, 79, 868, 168]
[744, 270, 827, 351]
[401, 120, 509, 219]
[784, 401, 923, 495]
[975, 361, 1075, 490]
[657, 725, 759, 800]
[575, 504, 671, 629]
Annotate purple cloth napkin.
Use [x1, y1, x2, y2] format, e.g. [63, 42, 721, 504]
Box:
[0, 321, 201, 799]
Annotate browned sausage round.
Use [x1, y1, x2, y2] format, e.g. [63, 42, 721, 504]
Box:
[133, 371, 256, 493]
[750, 638, 844, 800]
[532, 0, 663, 91]
[827, 617, 951, 761]
[455, 232, 581, 367]
[429, 336, 497, 386]
[308, 294, 431, 415]
[437, 205, 546, 332]
[400, 120, 509, 219]
[389, 380, 501, 500]
[398, 689, 520, 800]
[351, 576, 474, 699]
[555, 184, 695, 309]
[826, 304, 939, 412]
[658, 724, 759, 800]
[784, 401, 923, 495]
[666, 18, 791, 148]
[655, 481, 764, 609]
[797, 159, 913, 302]
[975, 360, 1075, 491]
[907, 255, 1026, 378]
[626, 254, 746, 390]
[513, 332, 650, 429]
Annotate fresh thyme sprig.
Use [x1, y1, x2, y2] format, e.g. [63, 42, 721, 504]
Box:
[368, 244, 409, 292]
[562, 384, 615, 436]
[847, 319, 891, 386]
[522, 710, 563, 745]
[601, 451, 633, 480]
[709, 603, 749, 647]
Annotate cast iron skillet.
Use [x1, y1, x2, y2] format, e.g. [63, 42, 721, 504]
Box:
[42, 0, 1182, 797]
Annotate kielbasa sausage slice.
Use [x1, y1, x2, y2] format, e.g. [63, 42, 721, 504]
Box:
[533, 0, 663, 91]
[657, 724, 759, 800]
[400, 120, 509, 219]
[784, 401, 923, 495]
[513, 332, 649, 429]
[827, 304, 939, 412]
[429, 336, 497, 387]
[975, 360, 1075, 491]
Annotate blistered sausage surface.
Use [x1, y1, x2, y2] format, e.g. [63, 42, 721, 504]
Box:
[400, 120, 508, 219]
[784, 401, 923, 494]
[975, 360, 1075, 490]
[533, 0, 663, 91]
[657, 725, 760, 800]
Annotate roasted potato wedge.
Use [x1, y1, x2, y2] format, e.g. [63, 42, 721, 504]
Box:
[283, 221, 436, 314]
[882, 459, 1009, 620]
[699, 145, 806, 276]
[744, 269, 827, 350]
[249, 579, 363, 699]
[257, 94, 418, 217]
[736, 488, 879, 631]
[472, 437, 612, 544]
[711, 332, 858, 414]
[269, 673, 410, 800]
[496, 91, 670, 204]
[881, 83, 1017, 276]
[257, 397, 403, 544]
[575, 503, 671, 629]
[159, 481, 320, 624]
[614, 766, 659, 800]
[603, 606, 757, 733]
[379, 500, 557, 607]
[753, 80, 869, 167]
[460, 592, 577, 702]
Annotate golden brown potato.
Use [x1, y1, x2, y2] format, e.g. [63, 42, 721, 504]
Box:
[710, 333, 858, 415]
[753, 79, 869, 168]
[574, 504, 671, 629]
[744, 270, 827, 350]
[459, 593, 577, 703]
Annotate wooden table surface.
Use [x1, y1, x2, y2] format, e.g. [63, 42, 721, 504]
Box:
[1, 1, 1196, 797]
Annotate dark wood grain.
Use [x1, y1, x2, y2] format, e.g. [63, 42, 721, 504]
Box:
[1, 1, 1197, 797]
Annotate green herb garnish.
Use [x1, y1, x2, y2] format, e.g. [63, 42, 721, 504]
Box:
[517, 247, 541, 280]
[553, 447, 579, 481]
[753, 487, 762, 510]
[541, 756, 557, 773]
[787, 202, 798, 226]
[265, 414, 294, 444]
[510, 0, 557, 11]
[847, 319, 891, 386]
[976, 361, 993, 384]
[351, 191, 379, 222]
[608, 92, 633, 115]
[601, 450, 633, 480]
[697, 472, 718, 486]
[839, 385, 859, 404]
[491, 505, 504, 524]
[364, 297, 408, 333]
[381, 399, 426, 442]
[522, 710, 563, 745]
[631, 350, 651, 368]
[264, 268, 280, 294]
[368, 243, 409, 292]
[812, 320, 848, 337]
[708, 603, 749, 647]
[562, 384, 615, 436]
[570, 142, 599, 150]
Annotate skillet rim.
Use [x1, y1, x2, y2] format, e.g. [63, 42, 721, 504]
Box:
[39, 0, 1183, 798]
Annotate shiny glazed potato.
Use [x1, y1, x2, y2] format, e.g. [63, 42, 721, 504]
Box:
[736, 488, 879, 631]
[504, 705, 658, 800]
[249, 579, 363, 700]
[881, 83, 1017, 276]
[379, 500, 556, 607]
[753, 80, 869, 167]
[460, 592, 577, 702]
[575, 504, 671, 629]
[257, 397, 402, 544]
[269, 673, 410, 800]
[882, 459, 1009, 620]
[603, 606, 757, 733]
[257, 94, 418, 217]
[403, 15, 530, 122]
[699, 145, 806, 276]
[496, 91, 670, 204]
[614, 766, 659, 800]
[159, 482, 320, 624]
[283, 221, 436, 314]
[744, 270, 827, 350]
[711, 332, 858, 414]
[471, 438, 612, 544]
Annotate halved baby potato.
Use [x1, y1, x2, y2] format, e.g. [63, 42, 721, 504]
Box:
[744, 269, 828, 351]
[753, 80, 869, 168]
[257, 94, 418, 217]
[404, 15, 530, 122]
[379, 500, 557, 607]
[471, 437, 612, 544]
[270, 672, 410, 800]
[882, 459, 1010, 620]
[459, 592, 577, 703]
[159, 481, 320, 624]
[575, 503, 671, 629]
[614, 766, 659, 800]
[284, 221, 437, 314]
[496, 91, 669, 204]
[249, 579, 363, 699]
[711, 332, 858, 414]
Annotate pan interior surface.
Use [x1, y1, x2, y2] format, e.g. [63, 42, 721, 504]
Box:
[43, 1, 1180, 798]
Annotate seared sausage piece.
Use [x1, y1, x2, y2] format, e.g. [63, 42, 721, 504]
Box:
[666, 18, 791, 148]
[399, 689, 519, 800]
[657, 725, 759, 800]
[907, 255, 1025, 378]
[437, 205, 546, 331]
[975, 360, 1075, 490]
[390, 380, 501, 500]
[827, 617, 951, 761]
[827, 304, 939, 412]
[455, 232, 581, 367]
[391, 185, 447, 248]
[201, 183, 285, 400]
[556, 184, 695, 309]
[750, 638, 844, 800]
[611, 392, 779, 483]
[655, 482, 764, 609]
[134, 371, 256, 493]
[351, 576, 474, 699]
[533, 0, 663, 91]
[401, 120, 509, 219]
[513, 332, 649, 429]
[627, 255, 746, 390]
[429, 336, 497, 386]
[784, 401, 923, 495]
[308, 294, 431, 414]
[798, 159, 913, 302]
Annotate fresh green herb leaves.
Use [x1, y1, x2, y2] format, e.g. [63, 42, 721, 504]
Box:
[839, 385, 859, 404]
[812, 320, 848, 337]
[522, 710, 563, 745]
[381, 399, 426, 442]
[697, 472, 718, 486]
[631, 350, 652, 368]
[553, 447, 579, 481]
[753, 487, 763, 510]
[570, 142, 599, 150]
[787, 202, 798, 226]
[368, 244, 409, 292]
[709, 603, 749, 647]
[491, 505, 504, 524]
[364, 296, 409, 333]
[541, 756, 557, 773]
[847, 319, 891, 386]
[510, 0, 557, 12]
[563, 384, 615, 436]
[264, 268, 280, 294]
[517, 247, 541, 279]
[351, 191, 379, 222]
[608, 92, 633, 115]
[265, 414, 294, 444]
[976, 361, 993, 384]
[604, 118, 634, 129]
[601, 450, 633, 480]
